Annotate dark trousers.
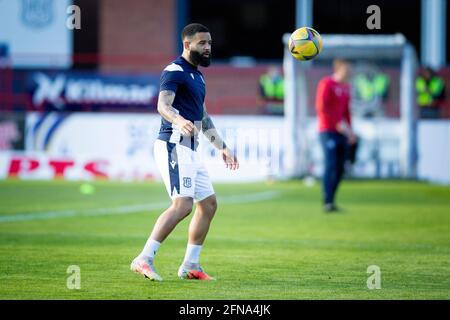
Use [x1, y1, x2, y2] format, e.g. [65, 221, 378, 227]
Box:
[319, 132, 348, 205]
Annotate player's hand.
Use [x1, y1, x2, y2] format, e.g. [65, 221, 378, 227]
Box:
[348, 132, 357, 145]
[174, 115, 197, 136]
[220, 148, 239, 170]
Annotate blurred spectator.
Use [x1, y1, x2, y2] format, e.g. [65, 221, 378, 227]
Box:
[259, 66, 284, 100]
[353, 71, 390, 102]
[259, 66, 284, 114]
[416, 67, 445, 118]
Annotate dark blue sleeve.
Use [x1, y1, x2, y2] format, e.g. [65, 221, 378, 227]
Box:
[160, 70, 184, 93]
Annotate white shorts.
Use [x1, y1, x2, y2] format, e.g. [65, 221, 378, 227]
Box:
[154, 139, 215, 202]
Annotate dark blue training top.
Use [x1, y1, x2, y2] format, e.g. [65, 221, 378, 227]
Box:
[158, 56, 206, 150]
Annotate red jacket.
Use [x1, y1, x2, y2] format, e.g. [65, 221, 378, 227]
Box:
[315, 76, 351, 133]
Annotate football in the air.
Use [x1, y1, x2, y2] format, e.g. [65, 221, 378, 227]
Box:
[288, 27, 323, 61]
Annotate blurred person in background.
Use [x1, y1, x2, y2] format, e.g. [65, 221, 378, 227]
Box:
[259, 65, 284, 114]
[416, 67, 446, 119]
[259, 65, 284, 101]
[315, 58, 356, 213]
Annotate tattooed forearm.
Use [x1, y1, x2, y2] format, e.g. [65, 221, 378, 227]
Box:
[157, 90, 179, 123]
[201, 113, 215, 131]
[202, 109, 227, 150]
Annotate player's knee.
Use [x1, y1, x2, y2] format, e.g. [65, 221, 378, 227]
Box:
[202, 196, 217, 216]
[209, 197, 218, 214]
[172, 198, 193, 220]
[179, 204, 193, 218]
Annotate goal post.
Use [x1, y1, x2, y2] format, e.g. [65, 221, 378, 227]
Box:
[282, 33, 418, 179]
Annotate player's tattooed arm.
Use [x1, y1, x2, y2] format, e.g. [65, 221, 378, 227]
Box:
[157, 90, 178, 123]
[157, 90, 196, 136]
[202, 103, 239, 170]
[201, 105, 227, 150]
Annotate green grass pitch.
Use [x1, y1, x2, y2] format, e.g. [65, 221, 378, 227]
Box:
[0, 179, 449, 299]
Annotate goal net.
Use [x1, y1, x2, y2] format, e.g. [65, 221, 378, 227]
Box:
[282, 33, 418, 180]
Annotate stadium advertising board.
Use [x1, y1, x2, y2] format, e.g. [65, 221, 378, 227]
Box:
[417, 121, 450, 185]
[0, 152, 156, 181]
[25, 70, 159, 112]
[0, 69, 159, 112]
[14, 113, 283, 182]
[0, 112, 412, 182]
[0, 112, 448, 183]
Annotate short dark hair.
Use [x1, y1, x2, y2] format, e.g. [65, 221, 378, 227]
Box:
[181, 23, 209, 41]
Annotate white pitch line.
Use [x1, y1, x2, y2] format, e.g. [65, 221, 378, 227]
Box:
[0, 191, 279, 223]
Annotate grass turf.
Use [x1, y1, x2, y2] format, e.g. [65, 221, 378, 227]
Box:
[0, 179, 449, 299]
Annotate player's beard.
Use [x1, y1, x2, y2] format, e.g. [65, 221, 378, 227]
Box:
[190, 50, 211, 67]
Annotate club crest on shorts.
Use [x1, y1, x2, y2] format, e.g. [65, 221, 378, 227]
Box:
[183, 177, 192, 188]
